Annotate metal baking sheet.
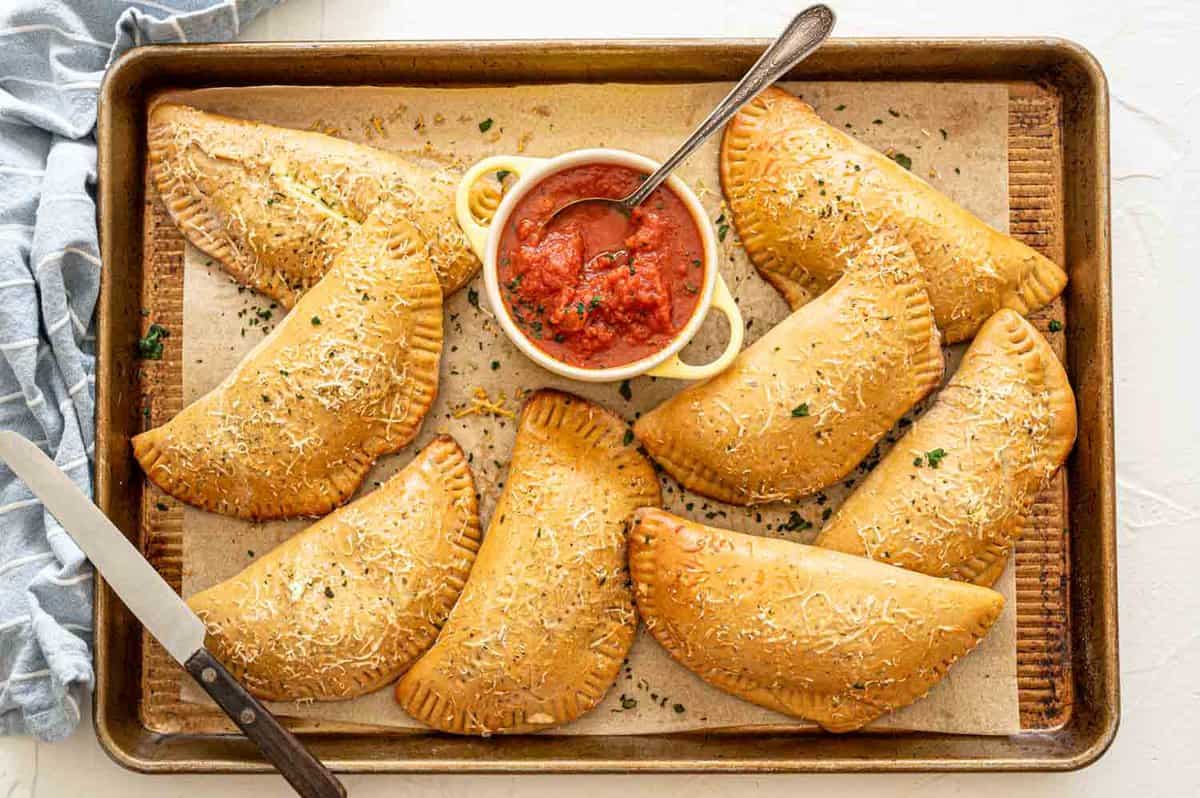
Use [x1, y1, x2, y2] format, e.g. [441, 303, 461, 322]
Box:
[94, 38, 1116, 773]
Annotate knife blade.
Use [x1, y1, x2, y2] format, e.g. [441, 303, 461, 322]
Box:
[0, 431, 205, 663]
[0, 431, 345, 798]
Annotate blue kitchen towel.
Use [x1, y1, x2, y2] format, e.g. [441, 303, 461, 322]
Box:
[0, 0, 281, 742]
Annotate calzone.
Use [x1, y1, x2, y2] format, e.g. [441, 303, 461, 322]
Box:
[817, 309, 1076, 585]
[133, 204, 443, 519]
[188, 436, 481, 701]
[629, 508, 1005, 733]
[720, 86, 1067, 343]
[395, 390, 660, 735]
[148, 102, 478, 305]
[634, 227, 942, 505]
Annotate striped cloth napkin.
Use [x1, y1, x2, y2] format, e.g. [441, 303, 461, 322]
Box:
[1, 0, 280, 742]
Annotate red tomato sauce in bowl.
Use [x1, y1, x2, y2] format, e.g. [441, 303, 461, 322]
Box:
[496, 163, 706, 369]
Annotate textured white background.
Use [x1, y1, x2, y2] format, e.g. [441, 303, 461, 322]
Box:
[3, 0, 1197, 795]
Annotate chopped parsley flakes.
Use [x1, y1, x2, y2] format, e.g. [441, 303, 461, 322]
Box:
[136, 323, 169, 360]
[914, 448, 948, 468]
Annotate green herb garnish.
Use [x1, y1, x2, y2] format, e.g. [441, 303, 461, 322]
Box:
[136, 323, 169, 360]
[791, 403, 810, 418]
[467, 286, 480, 309]
[683, 282, 698, 294]
[1048, 319, 1063, 332]
[914, 448, 949, 469]
[310, 316, 322, 326]
[478, 118, 494, 132]
[495, 169, 510, 182]
[890, 152, 913, 171]
[589, 295, 602, 310]
[490, 360, 500, 371]
[834, 104, 846, 111]
[618, 379, 632, 401]
[623, 429, 634, 446]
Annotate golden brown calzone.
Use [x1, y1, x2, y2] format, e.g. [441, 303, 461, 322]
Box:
[133, 203, 442, 520]
[816, 309, 1076, 585]
[395, 390, 660, 735]
[148, 102, 478, 305]
[188, 436, 481, 701]
[629, 508, 1004, 732]
[634, 227, 942, 505]
[720, 86, 1067, 343]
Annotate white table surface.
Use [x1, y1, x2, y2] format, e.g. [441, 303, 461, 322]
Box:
[4, 0, 1198, 795]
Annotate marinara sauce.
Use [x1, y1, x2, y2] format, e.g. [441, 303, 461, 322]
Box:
[496, 163, 706, 369]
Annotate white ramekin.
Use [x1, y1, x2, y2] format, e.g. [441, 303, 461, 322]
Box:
[454, 148, 743, 383]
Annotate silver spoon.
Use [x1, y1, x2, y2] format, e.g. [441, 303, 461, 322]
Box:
[544, 5, 835, 231]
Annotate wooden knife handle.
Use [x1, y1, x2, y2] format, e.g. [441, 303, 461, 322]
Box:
[185, 648, 347, 798]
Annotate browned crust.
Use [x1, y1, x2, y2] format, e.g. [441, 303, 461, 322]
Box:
[634, 227, 943, 505]
[147, 102, 479, 305]
[187, 435, 481, 701]
[395, 390, 661, 735]
[720, 87, 1067, 343]
[816, 309, 1077, 584]
[629, 508, 1005, 732]
[132, 207, 443, 520]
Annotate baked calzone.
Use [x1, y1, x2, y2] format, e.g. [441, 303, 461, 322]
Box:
[148, 102, 478, 305]
[634, 227, 942, 505]
[188, 436, 481, 701]
[720, 86, 1067, 343]
[629, 508, 1005, 732]
[133, 204, 443, 519]
[395, 390, 660, 735]
[816, 309, 1076, 585]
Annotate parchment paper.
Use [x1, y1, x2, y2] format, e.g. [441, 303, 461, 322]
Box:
[166, 81, 1019, 735]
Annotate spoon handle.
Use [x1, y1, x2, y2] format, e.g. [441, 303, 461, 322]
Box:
[627, 5, 835, 208]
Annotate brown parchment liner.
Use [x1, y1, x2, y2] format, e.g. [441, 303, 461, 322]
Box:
[135, 80, 1069, 736]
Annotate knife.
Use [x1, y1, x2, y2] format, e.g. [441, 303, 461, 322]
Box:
[0, 431, 346, 798]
